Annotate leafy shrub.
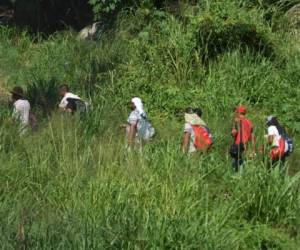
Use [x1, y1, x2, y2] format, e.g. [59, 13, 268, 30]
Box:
[197, 18, 275, 62]
[89, 0, 155, 21]
[238, 0, 299, 12]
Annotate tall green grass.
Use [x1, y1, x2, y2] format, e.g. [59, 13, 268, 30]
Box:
[0, 1, 300, 248]
[0, 115, 299, 249]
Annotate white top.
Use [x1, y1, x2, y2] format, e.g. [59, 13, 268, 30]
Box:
[13, 99, 31, 125]
[267, 125, 288, 152]
[184, 123, 196, 153]
[126, 109, 155, 143]
[59, 92, 81, 109]
[127, 110, 143, 132]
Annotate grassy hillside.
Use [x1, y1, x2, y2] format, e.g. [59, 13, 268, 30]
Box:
[0, 1, 300, 249]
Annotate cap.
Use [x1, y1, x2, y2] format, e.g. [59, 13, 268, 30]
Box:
[235, 106, 247, 114]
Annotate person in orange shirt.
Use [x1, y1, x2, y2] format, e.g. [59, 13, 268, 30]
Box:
[230, 106, 256, 172]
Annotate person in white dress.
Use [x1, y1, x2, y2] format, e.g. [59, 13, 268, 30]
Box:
[10, 86, 31, 133]
[121, 97, 155, 149]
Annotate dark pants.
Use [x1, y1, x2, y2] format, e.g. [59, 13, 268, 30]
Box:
[232, 154, 244, 172]
[230, 143, 245, 172]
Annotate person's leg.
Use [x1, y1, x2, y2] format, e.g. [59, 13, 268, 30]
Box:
[232, 155, 239, 172]
[238, 154, 244, 169]
[271, 159, 277, 169]
[232, 153, 243, 172]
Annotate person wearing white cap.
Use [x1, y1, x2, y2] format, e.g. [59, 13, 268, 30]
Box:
[121, 97, 155, 149]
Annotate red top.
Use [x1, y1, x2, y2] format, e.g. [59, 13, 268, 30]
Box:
[232, 118, 253, 145]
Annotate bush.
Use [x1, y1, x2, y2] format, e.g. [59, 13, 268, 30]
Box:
[197, 14, 276, 62]
[196, 4, 278, 61]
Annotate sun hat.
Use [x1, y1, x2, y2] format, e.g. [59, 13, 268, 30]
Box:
[10, 86, 25, 97]
[184, 107, 207, 126]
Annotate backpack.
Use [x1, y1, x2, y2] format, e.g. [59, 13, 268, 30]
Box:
[192, 125, 213, 150]
[75, 99, 89, 113]
[138, 115, 155, 140]
[283, 133, 294, 156]
[67, 98, 89, 113]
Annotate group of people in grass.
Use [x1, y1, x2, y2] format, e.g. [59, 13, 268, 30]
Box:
[10, 84, 293, 171]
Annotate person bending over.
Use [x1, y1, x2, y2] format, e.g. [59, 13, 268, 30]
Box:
[121, 97, 155, 150]
[58, 84, 87, 113]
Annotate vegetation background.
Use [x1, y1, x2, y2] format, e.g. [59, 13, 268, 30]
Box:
[0, 0, 300, 249]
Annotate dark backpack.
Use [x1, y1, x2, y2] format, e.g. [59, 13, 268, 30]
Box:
[283, 134, 294, 156]
[66, 98, 89, 113]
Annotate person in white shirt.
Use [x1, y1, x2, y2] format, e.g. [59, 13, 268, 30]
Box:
[121, 97, 155, 149]
[266, 115, 289, 167]
[10, 86, 31, 131]
[58, 84, 86, 113]
[182, 107, 212, 154]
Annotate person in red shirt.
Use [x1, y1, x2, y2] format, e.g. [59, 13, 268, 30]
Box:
[230, 106, 256, 171]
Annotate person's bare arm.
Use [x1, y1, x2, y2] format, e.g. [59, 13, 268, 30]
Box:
[128, 124, 137, 146]
[267, 135, 274, 145]
[182, 132, 191, 153]
[231, 128, 238, 138]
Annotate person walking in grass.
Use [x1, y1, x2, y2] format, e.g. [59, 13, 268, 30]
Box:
[58, 84, 88, 113]
[265, 115, 293, 169]
[230, 106, 256, 172]
[10, 86, 31, 133]
[182, 107, 213, 154]
[121, 97, 155, 150]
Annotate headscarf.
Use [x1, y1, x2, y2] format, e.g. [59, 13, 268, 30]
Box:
[131, 97, 145, 116]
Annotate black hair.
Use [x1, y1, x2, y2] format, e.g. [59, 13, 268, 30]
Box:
[59, 84, 69, 92]
[194, 108, 203, 117]
[12, 93, 21, 101]
[185, 107, 194, 114]
[185, 107, 203, 117]
[267, 117, 286, 136]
